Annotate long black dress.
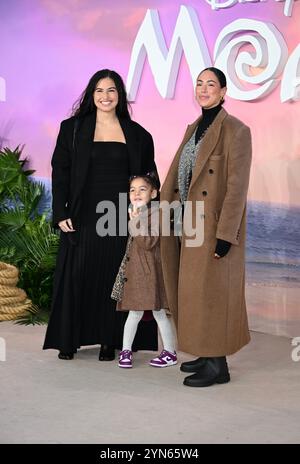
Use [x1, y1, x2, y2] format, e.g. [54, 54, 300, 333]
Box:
[43, 142, 158, 353]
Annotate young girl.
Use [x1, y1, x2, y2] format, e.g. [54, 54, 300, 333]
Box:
[111, 172, 177, 369]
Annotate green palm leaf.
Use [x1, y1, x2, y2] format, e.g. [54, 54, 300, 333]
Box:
[0, 209, 27, 230]
[0, 146, 57, 322]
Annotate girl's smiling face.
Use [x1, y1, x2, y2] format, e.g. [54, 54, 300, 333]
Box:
[129, 177, 157, 208]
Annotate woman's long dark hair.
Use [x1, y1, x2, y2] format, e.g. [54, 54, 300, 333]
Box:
[72, 69, 131, 119]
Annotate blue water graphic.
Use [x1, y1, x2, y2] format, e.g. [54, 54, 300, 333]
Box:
[246, 201, 300, 287]
[35, 178, 300, 288]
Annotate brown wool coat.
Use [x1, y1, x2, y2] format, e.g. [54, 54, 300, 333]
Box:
[160, 108, 252, 357]
[117, 206, 168, 311]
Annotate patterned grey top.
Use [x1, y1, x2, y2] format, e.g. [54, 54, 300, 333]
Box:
[178, 130, 203, 203]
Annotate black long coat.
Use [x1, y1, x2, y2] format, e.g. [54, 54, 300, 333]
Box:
[44, 111, 159, 352]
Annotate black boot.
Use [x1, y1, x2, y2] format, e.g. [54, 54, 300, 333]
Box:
[180, 357, 207, 373]
[183, 356, 230, 387]
[99, 344, 115, 361]
[58, 350, 76, 360]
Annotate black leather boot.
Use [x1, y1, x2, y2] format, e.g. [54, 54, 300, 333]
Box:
[99, 344, 115, 361]
[180, 357, 207, 373]
[183, 356, 230, 387]
[58, 351, 75, 360]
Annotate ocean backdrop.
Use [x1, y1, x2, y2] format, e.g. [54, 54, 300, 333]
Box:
[35, 177, 300, 289]
[33, 177, 300, 336]
[34, 177, 300, 287]
[246, 201, 300, 288]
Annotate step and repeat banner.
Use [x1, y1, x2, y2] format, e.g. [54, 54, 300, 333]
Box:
[0, 0, 299, 336]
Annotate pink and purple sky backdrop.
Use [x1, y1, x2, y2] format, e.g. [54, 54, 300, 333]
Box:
[0, 0, 300, 205]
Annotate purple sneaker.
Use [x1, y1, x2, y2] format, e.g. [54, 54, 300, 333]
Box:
[149, 350, 177, 368]
[118, 350, 132, 368]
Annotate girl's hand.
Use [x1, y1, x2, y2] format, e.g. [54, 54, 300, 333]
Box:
[58, 218, 75, 232]
[129, 203, 140, 220]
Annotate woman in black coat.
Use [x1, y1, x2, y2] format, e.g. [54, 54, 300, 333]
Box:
[43, 69, 159, 360]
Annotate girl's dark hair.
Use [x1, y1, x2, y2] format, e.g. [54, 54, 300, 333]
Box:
[129, 171, 160, 192]
[199, 67, 227, 88]
[72, 69, 131, 119]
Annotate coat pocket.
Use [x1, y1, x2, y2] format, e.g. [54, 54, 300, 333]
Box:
[210, 154, 224, 161]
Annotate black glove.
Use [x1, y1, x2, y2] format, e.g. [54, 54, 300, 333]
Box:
[215, 239, 231, 258]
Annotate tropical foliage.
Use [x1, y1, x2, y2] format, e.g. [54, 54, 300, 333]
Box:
[0, 146, 59, 324]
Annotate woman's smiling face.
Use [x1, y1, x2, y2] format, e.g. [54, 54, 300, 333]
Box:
[195, 69, 226, 109]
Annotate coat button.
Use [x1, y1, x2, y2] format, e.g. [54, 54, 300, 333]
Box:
[202, 191, 208, 196]
[126, 257, 130, 261]
[174, 188, 179, 193]
[124, 277, 128, 282]
[209, 169, 214, 174]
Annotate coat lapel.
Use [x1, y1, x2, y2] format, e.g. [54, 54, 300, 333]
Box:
[161, 122, 199, 197]
[189, 108, 227, 191]
[70, 111, 96, 219]
[119, 118, 140, 175]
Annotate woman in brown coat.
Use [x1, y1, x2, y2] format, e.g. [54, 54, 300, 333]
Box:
[160, 67, 252, 387]
[112, 173, 177, 369]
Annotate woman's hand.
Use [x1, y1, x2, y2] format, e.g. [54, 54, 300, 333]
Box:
[214, 239, 231, 259]
[58, 218, 75, 232]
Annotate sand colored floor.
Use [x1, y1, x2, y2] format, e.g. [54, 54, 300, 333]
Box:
[0, 322, 299, 444]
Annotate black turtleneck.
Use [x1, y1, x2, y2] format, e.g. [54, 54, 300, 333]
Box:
[195, 103, 222, 145]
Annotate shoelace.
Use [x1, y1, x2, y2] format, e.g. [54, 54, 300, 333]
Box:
[120, 350, 131, 360]
[158, 350, 169, 360]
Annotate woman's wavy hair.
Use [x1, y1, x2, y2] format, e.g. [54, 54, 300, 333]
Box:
[72, 69, 131, 119]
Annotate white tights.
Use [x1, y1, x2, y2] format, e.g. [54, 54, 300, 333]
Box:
[122, 309, 175, 353]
